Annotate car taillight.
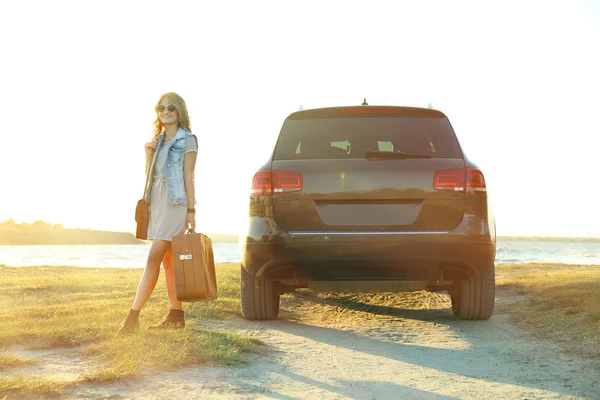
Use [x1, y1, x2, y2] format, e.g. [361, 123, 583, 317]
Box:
[466, 168, 487, 193]
[251, 171, 272, 195]
[433, 168, 486, 194]
[250, 170, 303, 195]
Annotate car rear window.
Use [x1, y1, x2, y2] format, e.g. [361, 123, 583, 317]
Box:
[273, 117, 462, 160]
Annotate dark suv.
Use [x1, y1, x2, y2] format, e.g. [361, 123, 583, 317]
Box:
[240, 104, 496, 321]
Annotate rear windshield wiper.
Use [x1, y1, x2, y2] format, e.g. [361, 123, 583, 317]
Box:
[365, 150, 432, 160]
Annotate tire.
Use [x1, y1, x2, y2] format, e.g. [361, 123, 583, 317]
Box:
[240, 265, 280, 320]
[450, 263, 495, 320]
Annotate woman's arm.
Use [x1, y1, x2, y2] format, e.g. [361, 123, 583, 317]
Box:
[145, 152, 153, 175]
[145, 140, 158, 174]
[183, 150, 198, 230]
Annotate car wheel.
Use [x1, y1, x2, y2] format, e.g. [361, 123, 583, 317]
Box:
[450, 263, 495, 320]
[240, 265, 280, 320]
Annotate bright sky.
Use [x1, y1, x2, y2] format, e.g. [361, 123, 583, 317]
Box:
[1, 0, 599, 237]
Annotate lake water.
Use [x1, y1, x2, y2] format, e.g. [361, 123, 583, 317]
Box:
[0, 240, 599, 268]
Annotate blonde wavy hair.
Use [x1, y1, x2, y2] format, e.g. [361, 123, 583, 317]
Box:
[152, 92, 192, 140]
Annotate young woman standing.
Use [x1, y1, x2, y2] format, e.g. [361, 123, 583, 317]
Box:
[118, 92, 198, 335]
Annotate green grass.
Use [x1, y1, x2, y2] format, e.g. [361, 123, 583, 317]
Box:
[0, 263, 259, 391]
[81, 328, 259, 381]
[0, 263, 244, 346]
[496, 263, 600, 357]
[0, 354, 37, 371]
[0, 376, 65, 397]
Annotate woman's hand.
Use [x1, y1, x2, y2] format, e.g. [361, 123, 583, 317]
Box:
[144, 140, 158, 153]
[186, 212, 196, 232]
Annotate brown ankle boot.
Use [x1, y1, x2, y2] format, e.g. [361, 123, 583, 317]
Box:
[116, 308, 140, 336]
[149, 309, 185, 329]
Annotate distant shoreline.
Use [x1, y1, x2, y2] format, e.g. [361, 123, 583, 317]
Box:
[0, 222, 239, 245]
[0, 234, 240, 246]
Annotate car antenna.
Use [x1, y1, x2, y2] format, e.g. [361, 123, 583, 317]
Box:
[361, 98, 368, 106]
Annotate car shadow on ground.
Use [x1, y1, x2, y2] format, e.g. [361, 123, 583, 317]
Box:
[269, 319, 586, 399]
[284, 290, 458, 324]
[271, 369, 457, 400]
[268, 291, 590, 399]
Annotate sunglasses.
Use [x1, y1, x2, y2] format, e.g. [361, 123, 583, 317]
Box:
[155, 104, 177, 112]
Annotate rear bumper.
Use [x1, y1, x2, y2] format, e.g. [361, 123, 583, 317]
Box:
[242, 233, 496, 283]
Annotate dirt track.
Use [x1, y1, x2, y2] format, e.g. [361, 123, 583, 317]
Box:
[64, 288, 600, 399]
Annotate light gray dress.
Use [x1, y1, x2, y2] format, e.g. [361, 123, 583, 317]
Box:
[147, 137, 198, 241]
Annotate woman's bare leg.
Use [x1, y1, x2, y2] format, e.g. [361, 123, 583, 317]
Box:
[131, 239, 171, 310]
[162, 245, 183, 310]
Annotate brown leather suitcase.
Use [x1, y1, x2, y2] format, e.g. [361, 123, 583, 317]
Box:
[171, 230, 217, 301]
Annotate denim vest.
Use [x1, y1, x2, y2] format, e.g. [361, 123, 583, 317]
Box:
[144, 127, 195, 206]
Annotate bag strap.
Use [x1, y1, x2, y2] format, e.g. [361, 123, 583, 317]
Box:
[142, 157, 152, 200]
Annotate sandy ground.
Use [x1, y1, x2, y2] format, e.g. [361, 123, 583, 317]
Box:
[6, 285, 600, 399]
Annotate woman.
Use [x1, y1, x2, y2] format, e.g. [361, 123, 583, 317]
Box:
[117, 92, 198, 335]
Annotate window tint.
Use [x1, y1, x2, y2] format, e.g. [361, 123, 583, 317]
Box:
[273, 117, 462, 160]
